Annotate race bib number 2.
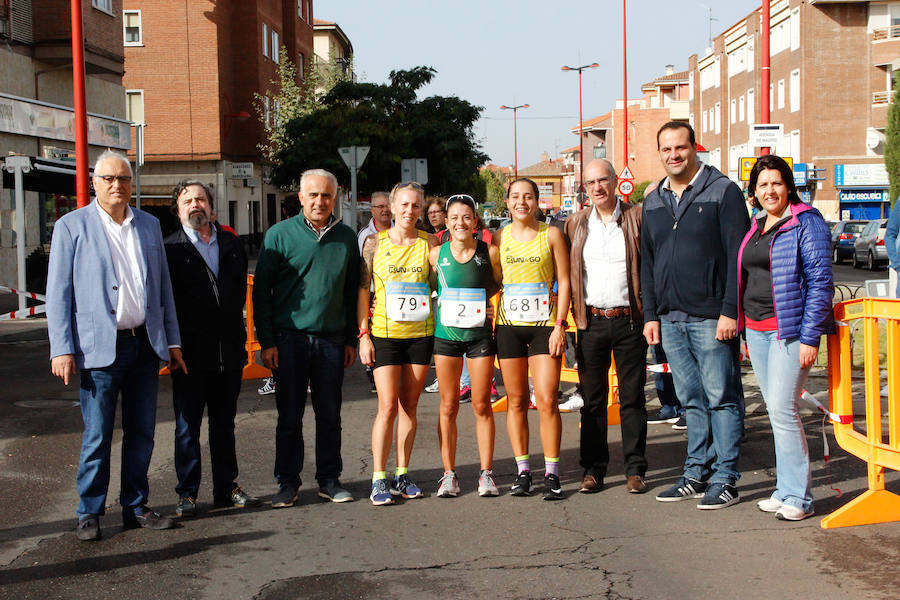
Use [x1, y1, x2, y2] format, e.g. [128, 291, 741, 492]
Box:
[440, 288, 486, 329]
[386, 282, 430, 322]
[503, 283, 550, 322]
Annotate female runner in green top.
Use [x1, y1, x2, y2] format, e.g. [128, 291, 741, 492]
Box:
[428, 194, 502, 497]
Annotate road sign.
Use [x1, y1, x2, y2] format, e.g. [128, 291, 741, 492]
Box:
[401, 158, 428, 184]
[619, 165, 635, 180]
[339, 146, 370, 170]
[617, 180, 634, 196]
[749, 124, 784, 147]
[739, 156, 793, 181]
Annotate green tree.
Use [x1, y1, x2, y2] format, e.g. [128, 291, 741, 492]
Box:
[270, 67, 489, 194]
[253, 47, 354, 163]
[886, 72, 900, 207]
[627, 180, 653, 204]
[472, 168, 508, 215]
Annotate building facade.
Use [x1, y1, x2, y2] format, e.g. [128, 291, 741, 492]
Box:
[122, 0, 315, 238]
[688, 0, 898, 219]
[0, 0, 129, 291]
[312, 18, 353, 93]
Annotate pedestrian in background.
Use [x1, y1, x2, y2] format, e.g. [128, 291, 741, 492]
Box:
[47, 150, 185, 540]
[165, 180, 259, 518]
[422, 196, 447, 235]
[885, 201, 900, 298]
[737, 155, 834, 521]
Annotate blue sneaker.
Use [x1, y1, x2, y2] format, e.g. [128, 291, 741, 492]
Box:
[391, 473, 424, 499]
[655, 477, 707, 502]
[370, 478, 394, 506]
[697, 482, 739, 510]
[647, 405, 679, 424]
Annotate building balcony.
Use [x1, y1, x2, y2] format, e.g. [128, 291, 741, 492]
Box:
[873, 91, 893, 105]
[670, 100, 690, 120]
[873, 25, 900, 41]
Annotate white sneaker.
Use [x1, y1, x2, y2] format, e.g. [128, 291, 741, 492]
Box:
[257, 377, 276, 395]
[436, 471, 459, 498]
[478, 469, 499, 497]
[775, 505, 815, 521]
[757, 497, 782, 513]
[425, 378, 440, 393]
[558, 392, 584, 413]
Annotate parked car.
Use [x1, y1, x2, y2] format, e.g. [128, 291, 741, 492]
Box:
[852, 219, 889, 270]
[831, 220, 868, 264]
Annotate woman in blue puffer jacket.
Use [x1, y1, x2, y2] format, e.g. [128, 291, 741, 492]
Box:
[737, 154, 834, 522]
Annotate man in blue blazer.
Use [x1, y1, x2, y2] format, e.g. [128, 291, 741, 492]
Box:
[47, 150, 186, 541]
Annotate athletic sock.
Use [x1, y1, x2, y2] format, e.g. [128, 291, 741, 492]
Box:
[544, 457, 560, 477]
[373, 471, 386, 483]
[515, 455, 530, 474]
[395, 466, 409, 477]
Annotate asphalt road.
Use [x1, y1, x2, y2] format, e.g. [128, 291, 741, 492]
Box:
[0, 320, 898, 600]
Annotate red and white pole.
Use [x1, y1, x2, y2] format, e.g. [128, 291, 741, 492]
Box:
[71, 0, 90, 207]
[760, 0, 771, 156]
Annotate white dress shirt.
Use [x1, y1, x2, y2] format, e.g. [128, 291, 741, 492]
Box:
[583, 200, 630, 309]
[96, 201, 146, 329]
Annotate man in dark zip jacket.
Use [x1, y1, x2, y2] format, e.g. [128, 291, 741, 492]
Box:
[641, 122, 750, 510]
[164, 180, 259, 518]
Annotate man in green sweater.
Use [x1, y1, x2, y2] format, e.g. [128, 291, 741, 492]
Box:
[253, 169, 360, 507]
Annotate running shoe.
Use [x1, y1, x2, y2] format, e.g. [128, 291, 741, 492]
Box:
[436, 471, 460, 498]
[775, 505, 814, 521]
[671, 415, 687, 430]
[258, 377, 276, 395]
[478, 469, 499, 497]
[510, 470, 534, 496]
[697, 482, 740, 510]
[370, 478, 394, 506]
[490, 383, 500, 401]
[647, 405, 679, 424]
[425, 378, 440, 393]
[757, 497, 782, 513]
[655, 477, 707, 502]
[543, 473, 564, 501]
[459, 385, 472, 403]
[391, 473, 424, 499]
[558, 392, 584, 412]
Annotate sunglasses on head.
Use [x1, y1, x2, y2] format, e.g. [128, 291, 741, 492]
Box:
[446, 194, 476, 210]
[393, 181, 425, 192]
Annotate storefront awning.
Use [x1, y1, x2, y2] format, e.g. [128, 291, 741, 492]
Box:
[1, 156, 92, 195]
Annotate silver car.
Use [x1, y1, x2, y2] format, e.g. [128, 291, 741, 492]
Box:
[852, 219, 888, 270]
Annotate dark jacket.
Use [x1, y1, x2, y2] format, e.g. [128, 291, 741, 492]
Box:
[565, 202, 643, 330]
[737, 202, 835, 346]
[164, 222, 248, 372]
[640, 165, 750, 322]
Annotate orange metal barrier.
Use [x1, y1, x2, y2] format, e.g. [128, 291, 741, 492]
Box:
[490, 306, 620, 425]
[821, 298, 900, 529]
[160, 274, 271, 380]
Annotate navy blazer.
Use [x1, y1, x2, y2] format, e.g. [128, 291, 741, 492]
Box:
[47, 201, 181, 369]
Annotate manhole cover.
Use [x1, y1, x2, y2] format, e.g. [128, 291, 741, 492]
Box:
[14, 400, 80, 408]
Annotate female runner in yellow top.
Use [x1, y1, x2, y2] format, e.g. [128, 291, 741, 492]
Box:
[494, 178, 570, 500]
[358, 181, 439, 506]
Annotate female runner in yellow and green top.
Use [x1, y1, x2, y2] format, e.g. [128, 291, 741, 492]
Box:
[358, 181, 438, 506]
[494, 178, 570, 500]
[429, 194, 502, 498]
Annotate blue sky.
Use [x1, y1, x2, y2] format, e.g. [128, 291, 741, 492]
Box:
[319, 0, 761, 168]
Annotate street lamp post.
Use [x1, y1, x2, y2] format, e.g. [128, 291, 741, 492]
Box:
[562, 62, 599, 202]
[500, 103, 529, 178]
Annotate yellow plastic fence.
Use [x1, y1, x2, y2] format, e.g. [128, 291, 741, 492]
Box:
[821, 298, 900, 529]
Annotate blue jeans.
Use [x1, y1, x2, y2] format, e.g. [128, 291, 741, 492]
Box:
[274, 330, 345, 487]
[661, 319, 744, 484]
[77, 335, 160, 518]
[745, 329, 814, 511]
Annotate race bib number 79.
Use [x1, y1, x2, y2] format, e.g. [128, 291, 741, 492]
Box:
[503, 283, 550, 322]
[386, 282, 430, 322]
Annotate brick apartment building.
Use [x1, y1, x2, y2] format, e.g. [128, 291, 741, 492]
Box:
[122, 0, 315, 238]
[690, 0, 897, 220]
[0, 0, 129, 291]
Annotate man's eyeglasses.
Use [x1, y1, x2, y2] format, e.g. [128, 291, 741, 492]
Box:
[95, 175, 133, 184]
[446, 194, 476, 209]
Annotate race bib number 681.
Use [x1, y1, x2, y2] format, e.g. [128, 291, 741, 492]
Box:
[503, 282, 550, 322]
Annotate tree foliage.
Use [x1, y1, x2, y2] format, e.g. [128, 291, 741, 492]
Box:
[887, 72, 900, 207]
[471, 168, 508, 216]
[270, 66, 489, 194]
[253, 47, 354, 163]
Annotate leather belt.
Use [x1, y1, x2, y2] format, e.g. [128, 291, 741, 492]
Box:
[588, 306, 630, 319]
[117, 324, 147, 338]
